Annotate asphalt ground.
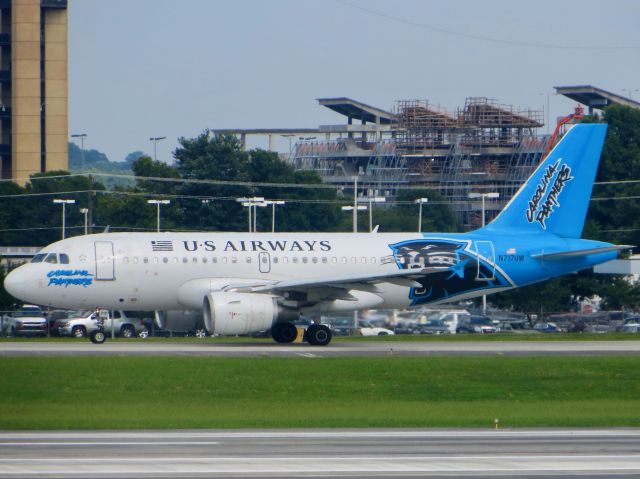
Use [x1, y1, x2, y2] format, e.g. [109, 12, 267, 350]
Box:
[2, 339, 640, 357]
[1, 429, 639, 478]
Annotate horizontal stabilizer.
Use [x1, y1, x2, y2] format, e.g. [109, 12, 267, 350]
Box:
[531, 245, 633, 261]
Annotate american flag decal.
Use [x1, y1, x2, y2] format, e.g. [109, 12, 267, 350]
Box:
[151, 240, 173, 251]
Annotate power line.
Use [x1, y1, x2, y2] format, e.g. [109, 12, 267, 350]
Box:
[336, 0, 640, 50]
[4, 171, 640, 191]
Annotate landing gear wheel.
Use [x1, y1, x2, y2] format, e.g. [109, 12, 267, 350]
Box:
[271, 322, 298, 343]
[90, 330, 107, 344]
[195, 329, 208, 339]
[305, 324, 332, 346]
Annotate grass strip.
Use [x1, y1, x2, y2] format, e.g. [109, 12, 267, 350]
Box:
[2, 356, 640, 429]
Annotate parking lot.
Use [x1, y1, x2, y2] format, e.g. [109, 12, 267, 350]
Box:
[2, 305, 640, 341]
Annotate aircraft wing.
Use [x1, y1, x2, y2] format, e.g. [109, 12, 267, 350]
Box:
[531, 245, 632, 260]
[247, 266, 449, 294]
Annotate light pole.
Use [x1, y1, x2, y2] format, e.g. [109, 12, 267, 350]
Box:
[52, 199, 75, 239]
[149, 136, 166, 162]
[79, 208, 89, 235]
[469, 192, 499, 315]
[359, 196, 385, 232]
[622, 88, 639, 100]
[341, 205, 367, 232]
[469, 192, 499, 228]
[147, 199, 170, 232]
[237, 197, 265, 232]
[263, 200, 286, 232]
[281, 134, 295, 159]
[71, 133, 87, 170]
[414, 198, 428, 233]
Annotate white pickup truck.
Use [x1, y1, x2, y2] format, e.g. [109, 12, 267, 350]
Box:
[55, 310, 148, 339]
[1, 304, 48, 337]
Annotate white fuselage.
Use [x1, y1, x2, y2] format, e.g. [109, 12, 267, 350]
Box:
[8, 232, 454, 313]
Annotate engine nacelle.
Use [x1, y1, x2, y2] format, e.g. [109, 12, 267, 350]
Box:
[203, 292, 296, 335]
[154, 310, 203, 332]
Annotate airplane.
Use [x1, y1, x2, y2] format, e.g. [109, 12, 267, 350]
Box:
[4, 124, 628, 345]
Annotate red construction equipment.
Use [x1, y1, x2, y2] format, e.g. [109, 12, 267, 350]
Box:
[541, 105, 585, 159]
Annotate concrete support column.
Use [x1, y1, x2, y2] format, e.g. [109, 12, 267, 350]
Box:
[268, 134, 274, 151]
[11, 0, 41, 184]
[240, 133, 246, 150]
[43, 8, 68, 172]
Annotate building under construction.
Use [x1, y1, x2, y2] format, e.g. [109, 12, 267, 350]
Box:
[292, 97, 547, 228]
[213, 86, 640, 230]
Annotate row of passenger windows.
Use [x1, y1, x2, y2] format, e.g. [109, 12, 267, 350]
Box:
[121, 256, 384, 265]
[31, 253, 70, 264]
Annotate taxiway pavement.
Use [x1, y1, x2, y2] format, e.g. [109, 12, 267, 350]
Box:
[2, 339, 640, 357]
[1, 429, 639, 478]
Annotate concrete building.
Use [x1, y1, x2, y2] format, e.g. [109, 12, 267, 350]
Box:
[0, 0, 68, 184]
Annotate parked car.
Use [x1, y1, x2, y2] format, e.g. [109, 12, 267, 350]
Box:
[46, 310, 72, 336]
[417, 319, 450, 335]
[457, 315, 497, 334]
[2, 304, 47, 337]
[358, 320, 395, 336]
[394, 319, 420, 335]
[55, 310, 148, 338]
[533, 321, 562, 333]
[495, 319, 536, 334]
[324, 316, 357, 336]
[433, 310, 471, 334]
[623, 321, 640, 333]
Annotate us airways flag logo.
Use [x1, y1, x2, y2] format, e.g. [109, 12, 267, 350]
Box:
[151, 240, 174, 252]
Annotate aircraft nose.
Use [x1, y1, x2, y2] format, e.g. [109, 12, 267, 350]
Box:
[4, 267, 27, 300]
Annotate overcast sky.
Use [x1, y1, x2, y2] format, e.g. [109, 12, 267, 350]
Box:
[68, 0, 640, 164]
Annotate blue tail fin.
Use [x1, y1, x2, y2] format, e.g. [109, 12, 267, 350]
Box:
[486, 123, 607, 238]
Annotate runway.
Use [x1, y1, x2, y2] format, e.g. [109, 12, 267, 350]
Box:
[1, 339, 640, 357]
[1, 429, 639, 478]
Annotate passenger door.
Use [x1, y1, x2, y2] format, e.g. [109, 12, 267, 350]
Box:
[94, 241, 115, 281]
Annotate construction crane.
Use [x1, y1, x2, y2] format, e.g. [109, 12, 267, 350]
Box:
[541, 105, 585, 160]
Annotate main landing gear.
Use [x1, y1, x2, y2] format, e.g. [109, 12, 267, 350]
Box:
[270, 322, 332, 346]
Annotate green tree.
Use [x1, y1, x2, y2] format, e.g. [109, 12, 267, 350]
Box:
[492, 278, 573, 319]
[132, 154, 180, 195]
[0, 181, 27, 245]
[585, 105, 640, 247]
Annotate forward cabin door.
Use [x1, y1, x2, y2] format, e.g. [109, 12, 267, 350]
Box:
[94, 241, 115, 281]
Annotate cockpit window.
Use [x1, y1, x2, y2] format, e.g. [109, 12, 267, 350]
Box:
[44, 253, 58, 264]
[31, 253, 47, 263]
[59, 253, 70, 264]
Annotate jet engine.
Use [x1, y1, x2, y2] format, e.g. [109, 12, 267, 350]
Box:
[203, 292, 297, 335]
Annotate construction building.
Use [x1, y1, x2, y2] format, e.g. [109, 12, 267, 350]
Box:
[291, 97, 546, 228]
[213, 86, 638, 230]
[0, 0, 68, 184]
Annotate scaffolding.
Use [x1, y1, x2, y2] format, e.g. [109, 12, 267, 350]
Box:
[292, 96, 547, 228]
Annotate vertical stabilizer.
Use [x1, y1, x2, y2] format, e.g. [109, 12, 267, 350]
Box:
[486, 124, 607, 238]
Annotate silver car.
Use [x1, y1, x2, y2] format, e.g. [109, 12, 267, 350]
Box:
[2, 305, 48, 337]
[56, 310, 148, 339]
